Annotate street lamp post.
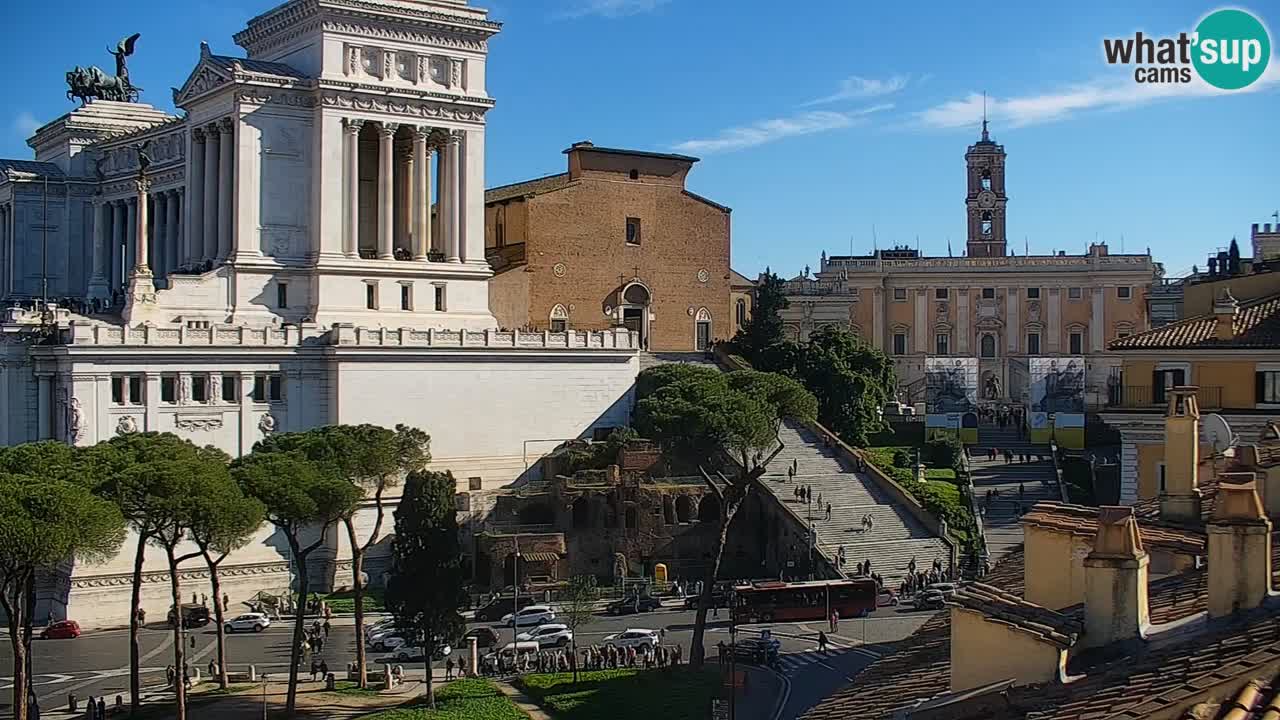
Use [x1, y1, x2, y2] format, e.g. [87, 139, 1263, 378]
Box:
[511, 536, 521, 662]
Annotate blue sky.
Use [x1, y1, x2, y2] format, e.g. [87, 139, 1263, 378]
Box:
[3, 0, 1277, 278]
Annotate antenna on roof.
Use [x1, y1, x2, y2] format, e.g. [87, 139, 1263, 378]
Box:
[981, 91, 990, 141]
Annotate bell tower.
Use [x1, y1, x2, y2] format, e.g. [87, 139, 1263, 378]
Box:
[965, 116, 1008, 258]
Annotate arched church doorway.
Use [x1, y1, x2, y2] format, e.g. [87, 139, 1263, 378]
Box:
[695, 308, 713, 352]
[621, 282, 651, 349]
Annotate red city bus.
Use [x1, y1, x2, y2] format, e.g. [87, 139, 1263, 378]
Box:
[732, 579, 877, 624]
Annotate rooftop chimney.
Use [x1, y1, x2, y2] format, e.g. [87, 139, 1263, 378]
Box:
[1214, 289, 1239, 341]
[1082, 506, 1149, 647]
[1207, 474, 1273, 617]
[1160, 387, 1202, 523]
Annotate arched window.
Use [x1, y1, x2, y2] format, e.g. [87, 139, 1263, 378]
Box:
[572, 497, 590, 529]
[549, 304, 569, 333]
[981, 211, 993, 236]
[981, 169, 992, 191]
[736, 298, 747, 327]
[663, 497, 674, 525]
[622, 283, 651, 305]
[695, 308, 713, 351]
[675, 496, 693, 524]
[698, 494, 721, 523]
[980, 334, 997, 358]
[624, 506, 638, 529]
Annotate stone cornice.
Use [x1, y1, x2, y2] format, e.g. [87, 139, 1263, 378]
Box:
[318, 78, 494, 107]
[234, 1, 500, 57]
[318, 90, 489, 122]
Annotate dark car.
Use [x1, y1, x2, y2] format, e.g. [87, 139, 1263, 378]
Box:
[168, 604, 210, 629]
[731, 637, 781, 666]
[461, 626, 500, 649]
[684, 588, 730, 610]
[474, 597, 520, 622]
[606, 595, 661, 615]
[40, 620, 82, 640]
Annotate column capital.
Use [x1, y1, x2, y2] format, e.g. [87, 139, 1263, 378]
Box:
[135, 177, 152, 194]
[344, 118, 365, 135]
[217, 116, 235, 134]
[204, 121, 221, 136]
[378, 122, 399, 137]
[192, 127, 206, 142]
[413, 125, 432, 141]
[445, 130, 463, 145]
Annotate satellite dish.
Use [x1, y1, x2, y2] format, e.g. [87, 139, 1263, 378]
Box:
[1203, 413, 1235, 454]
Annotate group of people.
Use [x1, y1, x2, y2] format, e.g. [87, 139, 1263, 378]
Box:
[307, 658, 331, 682]
[164, 664, 192, 690]
[978, 405, 1025, 433]
[81, 695, 108, 719]
[977, 446, 1046, 464]
[898, 557, 951, 596]
[299, 618, 331, 659]
[444, 654, 470, 679]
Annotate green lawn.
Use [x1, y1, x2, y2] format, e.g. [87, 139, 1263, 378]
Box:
[924, 468, 957, 481]
[518, 668, 719, 720]
[323, 588, 385, 613]
[362, 678, 529, 720]
[328, 679, 383, 697]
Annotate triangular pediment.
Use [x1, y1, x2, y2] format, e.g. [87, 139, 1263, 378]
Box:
[173, 59, 232, 108]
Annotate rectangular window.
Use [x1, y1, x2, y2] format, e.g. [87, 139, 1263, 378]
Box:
[1117, 286, 1132, 299]
[935, 288, 948, 300]
[1153, 367, 1186, 405]
[1158, 463, 1167, 493]
[365, 282, 378, 310]
[277, 282, 288, 309]
[982, 288, 996, 299]
[1069, 332, 1084, 355]
[434, 285, 446, 312]
[221, 374, 238, 403]
[128, 377, 143, 405]
[1117, 331, 1131, 340]
[892, 288, 907, 301]
[111, 377, 125, 405]
[252, 375, 266, 403]
[1027, 287, 1041, 299]
[191, 375, 208, 403]
[892, 333, 907, 356]
[269, 374, 283, 403]
[1026, 333, 1041, 355]
[401, 284, 413, 311]
[935, 334, 949, 355]
[551, 318, 568, 333]
[1258, 370, 1280, 404]
[468, 477, 483, 491]
[1068, 287, 1082, 299]
[160, 376, 177, 404]
[625, 217, 641, 246]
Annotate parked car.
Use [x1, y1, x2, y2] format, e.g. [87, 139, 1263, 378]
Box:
[877, 589, 900, 607]
[914, 590, 946, 611]
[500, 605, 555, 628]
[606, 594, 661, 615]
[602, 628, 659, 650]
[381, 643, 452, 663]
[460, 626, 500, 649]
[39, 620, 81, 640]
[367, 631, 410, 653]
[365, 618, 397, 640]
[684, 587, 730, 610]
[516, 623, 573, 648]
[168, 604, 210, 629]
[223, 612, 270, 634]
[925, 583, 960, 599]
[474, 596, 520, 622]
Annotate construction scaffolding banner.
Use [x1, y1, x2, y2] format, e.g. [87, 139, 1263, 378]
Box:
[1028, 357, 1087, 447]
[925, 357, 979, 443]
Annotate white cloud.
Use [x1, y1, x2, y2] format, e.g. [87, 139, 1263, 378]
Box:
[916, 63, 1280, 130]
[11, 111, 40, 139]
[558, 0, 670, 19]
[803, 75, 910, 106]
[673, 105, 894, 155]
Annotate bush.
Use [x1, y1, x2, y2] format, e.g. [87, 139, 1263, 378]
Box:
[923, 435, 964, 473]
[863, 447, 978, 550]
[892, 448, 913, 469]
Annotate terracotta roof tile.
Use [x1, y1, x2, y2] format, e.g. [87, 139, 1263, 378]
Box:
[1109, 291, 1280, 350]
[949, 583, 1082, 649]
[484, 173, 571, 204]
[1022, 501, 1207, 555]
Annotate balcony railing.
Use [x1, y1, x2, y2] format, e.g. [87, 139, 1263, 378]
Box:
[1105, 385, 1224, 410]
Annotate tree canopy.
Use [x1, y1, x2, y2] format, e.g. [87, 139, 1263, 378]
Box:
[731, 270, 788, 358]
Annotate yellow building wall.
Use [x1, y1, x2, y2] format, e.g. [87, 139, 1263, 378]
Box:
[886, 289, 916, 351]
[1194, 361, 1262, 409]
[1059, 290, 1093, 351]
[1135, 443, 1223, 501]
[1023, 525, 1089, 610]
[1183, 272, 1280, 316]
[950, 607, 1065, 692]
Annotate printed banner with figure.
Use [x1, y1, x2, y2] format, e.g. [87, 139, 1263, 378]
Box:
[1028, 357, 1087, 447]
[925, 358, 979, 443]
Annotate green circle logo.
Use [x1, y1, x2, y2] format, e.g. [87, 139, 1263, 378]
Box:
[1193, 9, 1271, 90]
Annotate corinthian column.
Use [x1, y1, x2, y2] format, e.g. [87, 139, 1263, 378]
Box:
[344, 119, 363, 257]
[445, 132, 461, 264]
[202, 124, 220, 262]
[377, 122, 397, 260]
[413, 127, 431, 261]
[217, 117, 235, 260]
[187, 129, 206, 267]
[87, 198, 110, 300]
[166, 190, 181, 278]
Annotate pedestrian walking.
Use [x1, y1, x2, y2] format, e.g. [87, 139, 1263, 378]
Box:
[322, 619, 331, 637]
[208, 659, 216, 679]
[818, 630, 829, 653]
[816, 492, 823, 508]
[446, 657, 455, 680]
[659, 627, 667, 645]
[137, 608, 146, 626]
[830, 609, 839, 633]
[320, 660, 329, 680]
[310, 659, 320, 681]
[84, 695, 95, 720]
[96, 698, 106, 720]
[189, 634, 196, 650]
[826, 502, 832, 521]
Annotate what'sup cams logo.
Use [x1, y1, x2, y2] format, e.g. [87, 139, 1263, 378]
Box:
[1104, 8, 1271, 89]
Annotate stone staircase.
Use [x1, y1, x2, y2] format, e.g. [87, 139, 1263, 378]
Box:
[760, 422, 952, 586]
[970, 423, 1058, 562]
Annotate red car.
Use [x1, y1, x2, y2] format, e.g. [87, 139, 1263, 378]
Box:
[40, 620, 81, 640]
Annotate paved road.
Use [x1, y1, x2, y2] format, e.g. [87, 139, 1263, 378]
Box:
[1, 604, 932, 716]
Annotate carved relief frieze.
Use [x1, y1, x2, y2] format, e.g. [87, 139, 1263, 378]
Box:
[175, 414, 224, 431]
[317, 92, 487, 121]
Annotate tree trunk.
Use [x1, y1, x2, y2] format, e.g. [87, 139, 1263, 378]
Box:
[165, 547, 188, 720]
[205, 556, 229, 689]
[285, 555, 310, 718]
[128, 532, 148, 714]
[688, 497, 744, 669]
[344, 519, 369, 689]
[3, 580, 29, 720]
[424, 654, 435, 708]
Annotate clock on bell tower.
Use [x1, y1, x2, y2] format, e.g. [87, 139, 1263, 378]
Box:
[965, 119, 1008, 258]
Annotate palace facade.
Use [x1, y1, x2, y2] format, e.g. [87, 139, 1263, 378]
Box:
[0, 0, 640, 627]
[779, 125, 1159, 407]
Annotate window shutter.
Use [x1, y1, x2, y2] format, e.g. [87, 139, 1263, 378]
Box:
[1152, 370, 1164, 401]
[1259, 372, 1268, 403]
[1173, 369, 1186, 387]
